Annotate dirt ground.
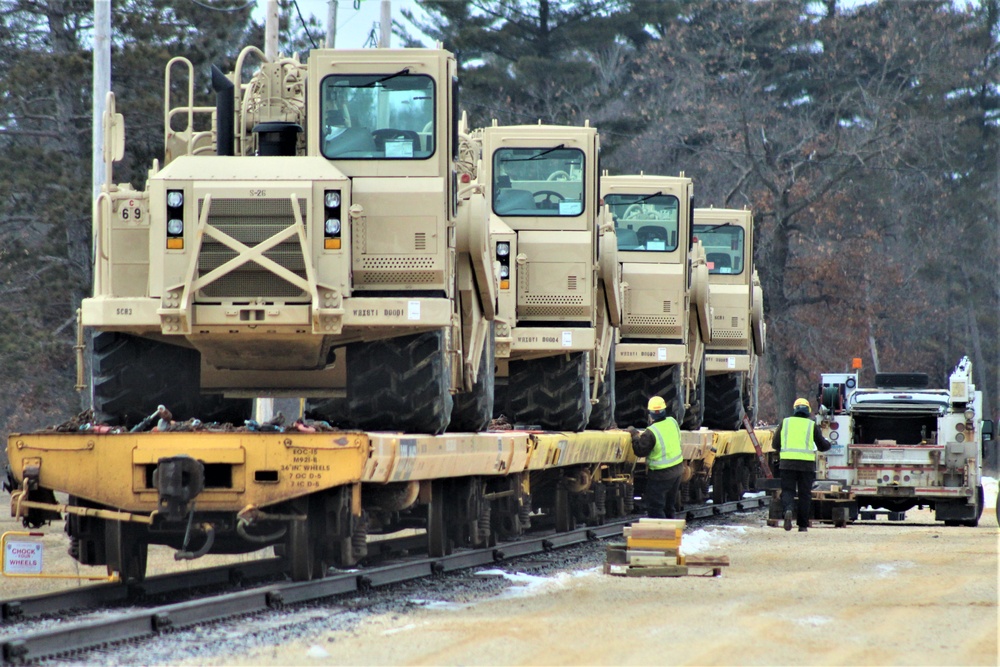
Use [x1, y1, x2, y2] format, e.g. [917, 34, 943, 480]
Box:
[224, 506, 998, 667]
[2, 496, 997, 666]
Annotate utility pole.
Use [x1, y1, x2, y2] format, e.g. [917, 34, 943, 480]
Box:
[264, 0, 279, 60]
[92, 0, 111, 201]
[326, 0, 338, 48]
[379, 0, 391, 48]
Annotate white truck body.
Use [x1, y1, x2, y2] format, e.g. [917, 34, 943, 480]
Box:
[816, 357, 994, 525]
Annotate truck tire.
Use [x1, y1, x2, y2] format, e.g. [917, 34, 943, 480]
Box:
[614, 364, 683, 429]
[961, 485, 984, 527]
[587, 342, 616, 430]
[92, 332, 251, 427]
[703, 371, 746, 430]
[508, 352, 591, 432]
[346, 330, 453, 434]
[450, 325, 495, 432]
[681, 355, 705, 430]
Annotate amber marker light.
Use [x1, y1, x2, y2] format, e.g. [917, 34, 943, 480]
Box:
[325, 238, 341, 250]
[851, 357, 863, 369]
[166, 238, 184, 249]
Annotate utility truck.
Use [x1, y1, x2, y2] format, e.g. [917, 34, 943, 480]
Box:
[601, 174, 710, 429]
[469, 122, 621, 431]
[693, 208, 765, 429]
[816, 357, 995, 525]
[85, 47, 496, 435]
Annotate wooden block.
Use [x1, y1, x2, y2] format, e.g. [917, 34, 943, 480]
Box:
[624, 527, 683, 540]
[606, 563, 630, 576]
[627, 537, 681, 550]
[625, 564, 689, 577]
[684, 555, 730, 567]
[629, 554, 679, 566]
[637, 518, 686, 530]
[627, 548, 679, 559]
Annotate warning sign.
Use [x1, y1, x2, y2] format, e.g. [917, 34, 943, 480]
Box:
[4, 540, 43, 575]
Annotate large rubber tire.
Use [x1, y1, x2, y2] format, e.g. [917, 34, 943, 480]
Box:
[345, 330, 453, 434]
[703, 371, 746, 430]
[681, 356, 706, 430]
[92, 332, 252, 427]
[450, 325, 495, 432]
[508, 352, 591, 432]
[961, 485, 984, 527]
[587, 342, 616, 431]
[614, 364, 684, 429]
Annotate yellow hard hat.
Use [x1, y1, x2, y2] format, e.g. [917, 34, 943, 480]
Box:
[648, 396, 667, 412]
[793, 397, 811, 410]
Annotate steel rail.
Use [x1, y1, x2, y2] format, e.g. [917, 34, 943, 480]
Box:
[1, 497, 768, 664]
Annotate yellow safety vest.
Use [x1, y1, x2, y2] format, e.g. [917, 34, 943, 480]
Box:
[780, 416, 817, 462]
[647, 417, 683, 470]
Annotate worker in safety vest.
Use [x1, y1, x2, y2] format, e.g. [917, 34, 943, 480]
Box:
[627, 396, 685, 519]
[773, 397, 832, 532]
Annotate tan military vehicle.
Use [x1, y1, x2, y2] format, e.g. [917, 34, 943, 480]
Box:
[469, 122, 621, 431]
[601, 174, 711, 429]
[693, 207, 765, 428]
[85, 47, 496, 434]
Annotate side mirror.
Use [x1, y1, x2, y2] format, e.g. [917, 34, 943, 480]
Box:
[982, 419, 994, 442]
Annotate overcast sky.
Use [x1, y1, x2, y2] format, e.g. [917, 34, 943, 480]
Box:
[264, 0, 427, 49]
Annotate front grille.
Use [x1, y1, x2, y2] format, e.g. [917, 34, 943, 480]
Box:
[197, 198, 309, 299]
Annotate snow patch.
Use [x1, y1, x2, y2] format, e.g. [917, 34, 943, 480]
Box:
[306, 645, 330, 659]
[874, 561, 915, 578]
[382, 623, 420, 635]
[679, 526, 747, 556]
[795, 615, 832, 627]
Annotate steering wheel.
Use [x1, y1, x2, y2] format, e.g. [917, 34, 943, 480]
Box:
[637, 225, 668, 245]
[547, 170, 570, 182]
[623, 203, 646, 220]
[533, 190, 566, 210]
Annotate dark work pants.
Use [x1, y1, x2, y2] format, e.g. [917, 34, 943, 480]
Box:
[644, 468, 683, 519]
[780, 468, 816, 528]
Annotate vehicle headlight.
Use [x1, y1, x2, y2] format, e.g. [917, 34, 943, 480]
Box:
[325, 191, 341, 208]
[325, 219, 341, 236]
[964, 409, 975, 420]
[496, 242, 510, 257]
[166, 190, 184, 208]
[167, 219, 184, 235]
[499, 265, 510, 278]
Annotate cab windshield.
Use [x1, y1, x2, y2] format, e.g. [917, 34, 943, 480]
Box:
[694, 224, 745, 274]
[606, 194, 679, 252]
[492, 147, 585, 217]
[320, 73, 435, 159]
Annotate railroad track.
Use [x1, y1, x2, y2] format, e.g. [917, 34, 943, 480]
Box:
[1, 496, 768, 664]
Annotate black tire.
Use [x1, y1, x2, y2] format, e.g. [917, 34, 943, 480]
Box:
[681, 356, 706, 430]
[346, 330, 453, 434]
[961, 485, 984, 527]
[711, 459, 727, 504]
[587, 342, 616, 431]
[105, 520, 148, 583]
[704, 371, 746, 430]
[508, 352, 591, 432]
[743, 366, 759, 423]
[450, 325, 496, 432]
[614, 364, 684, 429]
[92, 332, 251, 427]
[493, 376, 509, 420]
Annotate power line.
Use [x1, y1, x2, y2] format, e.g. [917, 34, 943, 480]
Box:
[188, 0, 254, 11]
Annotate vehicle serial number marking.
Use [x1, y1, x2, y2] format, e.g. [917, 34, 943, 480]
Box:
[115, 307, 132, 316]
[249, 189, 266, 197]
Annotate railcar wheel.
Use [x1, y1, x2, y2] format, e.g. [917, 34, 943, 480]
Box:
[427, 481, 452, 558]
[450, 325, 496, 432]
[614, 364, 684, 429]
[105, 520, 148, 583]
[346, 330, 453, 434]
[587, 342, 616, 431]
[554, 484, 575, 532]
[508, 352, 591, 432]
[703, 371, 745, 430]
[681, 356, 706, 430]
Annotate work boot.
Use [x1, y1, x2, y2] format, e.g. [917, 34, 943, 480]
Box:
[783, 510, 793, 532]
[798, 526, 808, 532]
